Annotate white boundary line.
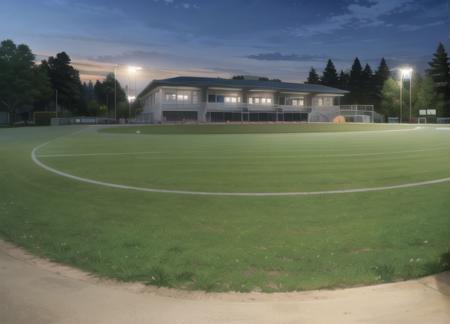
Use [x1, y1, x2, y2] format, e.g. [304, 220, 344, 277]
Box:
[36, 146, 450, 159]
[31, 144, 450, 198]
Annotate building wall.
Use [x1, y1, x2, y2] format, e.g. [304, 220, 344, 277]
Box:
[142, 86, 343, 123]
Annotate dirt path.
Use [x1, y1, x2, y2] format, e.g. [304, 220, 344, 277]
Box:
[0, 240, 449, 324]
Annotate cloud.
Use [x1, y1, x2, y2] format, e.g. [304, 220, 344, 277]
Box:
[398, 21, 446, 32]
[44, 0, 125, 17]
[292, 0, 415, 37]
[152, 0, 199, 9]
[245, 52, 342, 62]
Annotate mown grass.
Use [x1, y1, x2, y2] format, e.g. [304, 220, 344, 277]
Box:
[100, 123, 415, 135]
[0, 124, 449, 292]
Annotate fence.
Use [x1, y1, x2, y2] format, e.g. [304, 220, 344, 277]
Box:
[51, 117, 116, 125]
[0, 112, 9, 125]
[437, 117, 450, 124]
[339, 105, 375, 123]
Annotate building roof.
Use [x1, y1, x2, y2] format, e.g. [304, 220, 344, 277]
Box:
[139, 76, 349, 97]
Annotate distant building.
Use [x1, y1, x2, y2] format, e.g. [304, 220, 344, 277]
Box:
[138, 76, 351, 123]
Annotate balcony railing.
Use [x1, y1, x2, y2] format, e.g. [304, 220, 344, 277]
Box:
[160, 102, 315, 112]
[340, 105, 374, 112]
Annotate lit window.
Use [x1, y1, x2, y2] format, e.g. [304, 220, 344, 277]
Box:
[248, 98, 253, 104]
[177, 94, 189, 101]
[165, 93, 176, 102]
[291, 98, 305, 106]
[267, 98, 272, 104]
[254, 98, 260, 104]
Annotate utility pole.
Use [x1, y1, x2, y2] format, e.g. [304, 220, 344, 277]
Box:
[55, 89, 58, 118]
[399, 76, 403, 123]
[409, 77, 412, 123]
[114, 65, 117, 122]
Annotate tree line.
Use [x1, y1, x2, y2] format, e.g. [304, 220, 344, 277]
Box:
[0, 39, 137, 124]
[2, 38, 450, 124]
[307, 42, 450, 120]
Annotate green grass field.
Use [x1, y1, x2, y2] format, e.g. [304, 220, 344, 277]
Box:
[1, 123, 450, 292]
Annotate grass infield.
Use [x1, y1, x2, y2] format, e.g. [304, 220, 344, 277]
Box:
[1, 123, 450, 292]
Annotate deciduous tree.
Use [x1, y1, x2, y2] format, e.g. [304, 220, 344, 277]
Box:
[42, 52, 83, 114]
[0, 40, 36, 123]
[94, 73, 127, 116]
[380, 78, 400, 118]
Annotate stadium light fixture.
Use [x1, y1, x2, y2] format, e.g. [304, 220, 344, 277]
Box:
[127, 66, 142, 73]
[113, 64, 119, 121]
[400, 68, 413, 80]
[127, 66, 142, 119]
[111, 65, 143, 122]
[399, 67, 413, 123]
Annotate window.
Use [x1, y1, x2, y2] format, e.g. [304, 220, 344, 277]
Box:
[249, 96, 272, 105]
[290, 98, 305, 106]
[325, 97, 333, 106]
[165, 92, 176, 102]
[208, 95, 216, 102]
[177, 92, 189, 102]
[224, 96, 240, 103]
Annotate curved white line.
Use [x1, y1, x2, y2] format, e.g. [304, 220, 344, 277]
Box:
[32, 141, 450, 197]
[36, 146, 450, 159]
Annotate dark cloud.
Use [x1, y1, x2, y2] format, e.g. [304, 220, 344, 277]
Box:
[246, 52, 336, 62]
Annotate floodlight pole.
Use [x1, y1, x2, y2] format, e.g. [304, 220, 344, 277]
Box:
[409, 74, 412, 123]
[399, 74, 403, 123]
[125, 83, 130, 120]
[55, 89, 58, 118]
[134, 74, 137, 119]
[114, 65, 118, 122]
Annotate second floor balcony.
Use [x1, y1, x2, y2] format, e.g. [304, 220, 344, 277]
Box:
[160, 101, 319, 113]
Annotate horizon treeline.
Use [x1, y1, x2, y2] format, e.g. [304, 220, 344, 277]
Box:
[1, 38, 450, 124]
[307, 42, 450, 119]
[0, 39, 138, 124]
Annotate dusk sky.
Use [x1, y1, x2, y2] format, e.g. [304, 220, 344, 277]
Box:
[1, 0, 449, 92]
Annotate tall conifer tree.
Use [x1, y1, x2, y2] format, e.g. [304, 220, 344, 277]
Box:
[306, 67, 320, 84]
[373, 58, 390, 109]
[428, 42, 450, 116]
[362, 63, 374, 104]
[348, 58, 364, 103]
[338, 70, 350, 90]
[321, 59, 339, 88]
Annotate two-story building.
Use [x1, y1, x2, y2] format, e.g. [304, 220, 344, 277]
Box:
[138, 76, 349, 123]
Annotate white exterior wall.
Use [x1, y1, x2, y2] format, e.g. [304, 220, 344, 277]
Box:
[140, 86, 344, 123]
